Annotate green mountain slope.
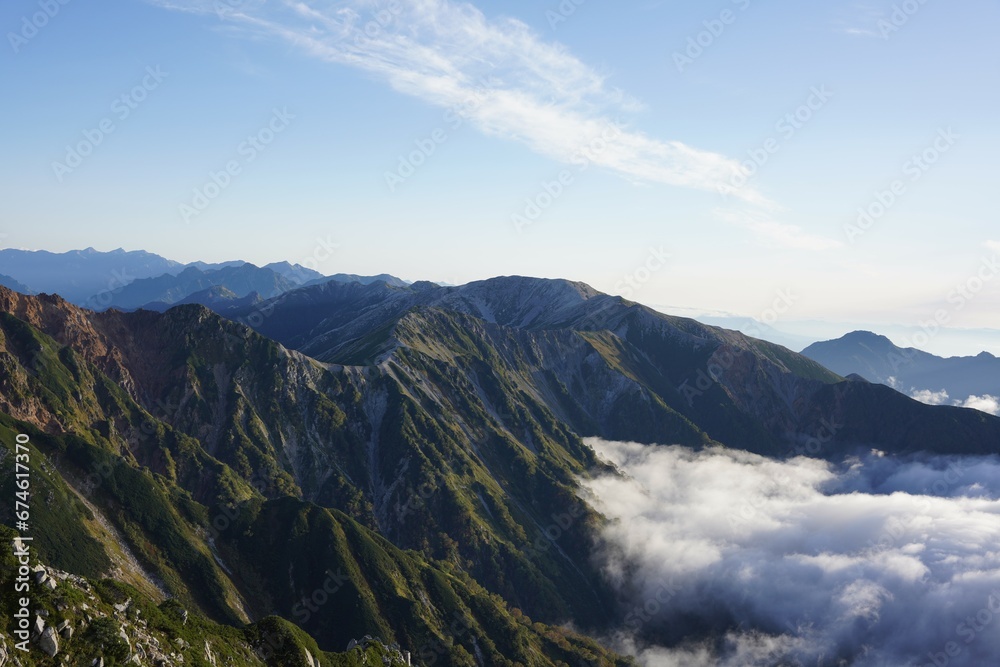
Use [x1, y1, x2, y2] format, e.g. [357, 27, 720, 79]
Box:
[0, 286, 633, 666]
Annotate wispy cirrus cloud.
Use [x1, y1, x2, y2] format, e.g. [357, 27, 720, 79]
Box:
[834, 4, 885, 38]
[713, 208, 843, 251]
[149, 0, 767, 203]
[842, 26, 879, 37]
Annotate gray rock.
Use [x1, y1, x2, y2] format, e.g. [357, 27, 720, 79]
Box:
[39, 626, 59, 657]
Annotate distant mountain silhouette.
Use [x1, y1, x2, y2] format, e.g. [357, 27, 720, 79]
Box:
[0, 247, 189, 304]
[802, 330, 999, 407]
[0, 248, 409, 313]
[0, 273, 33, 294]
[102, 264, 301, 311]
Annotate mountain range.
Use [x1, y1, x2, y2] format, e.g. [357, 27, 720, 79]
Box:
[0, 247, 234, 305]
[100, 264, 308, 311]
[0, 248, 339, 309]
[2, 253, 1000, 665]
[803, 330, 1000, 413]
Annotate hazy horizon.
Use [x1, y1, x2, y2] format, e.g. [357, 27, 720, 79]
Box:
[2, 242, 998, 358]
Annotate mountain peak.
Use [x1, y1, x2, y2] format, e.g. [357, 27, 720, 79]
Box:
[842, 330, 895, 345]
[802, 329, 999, 403]
[439, 276, 603, 328]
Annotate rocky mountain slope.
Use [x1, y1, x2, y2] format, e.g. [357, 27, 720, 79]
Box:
[0, 285, 632, 666]
[0, 524, 413, 667]
[239, 276, 1000, 456]
[3, 277, 1000, 666]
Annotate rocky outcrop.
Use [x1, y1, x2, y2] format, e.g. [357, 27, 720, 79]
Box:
[38, 626, 59, 657]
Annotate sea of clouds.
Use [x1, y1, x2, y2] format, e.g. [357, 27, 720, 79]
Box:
[580, 438, 1000, 667]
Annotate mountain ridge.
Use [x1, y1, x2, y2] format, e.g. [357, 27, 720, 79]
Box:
[803, 330, 1000, 408]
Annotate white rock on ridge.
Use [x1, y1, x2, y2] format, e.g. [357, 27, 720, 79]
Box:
[303, 648, 321, 667]
[204, 639, 218, 666]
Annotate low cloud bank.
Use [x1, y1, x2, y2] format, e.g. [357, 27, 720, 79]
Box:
[889, 380, 1000, 416]
[581, 438, 1000, 667]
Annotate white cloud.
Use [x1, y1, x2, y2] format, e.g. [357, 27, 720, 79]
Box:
[581, 438, 1000, 667]
[842, 26, 879, 37]
[985, 240, 1000, 253]
[832, 5, 884, 39]
[905, 387, 1000, 415]
[150, 0, 767, 202]
[958, 394, 1000, 416]
[909, 388, 950, 406]
[713, 208, 843, 251]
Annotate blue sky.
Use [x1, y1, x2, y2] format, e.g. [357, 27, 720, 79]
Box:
[1, 0, 998, 353]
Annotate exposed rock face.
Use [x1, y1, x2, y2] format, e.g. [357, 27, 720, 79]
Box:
[39, 626, 59, 657]
[204, 640, 218, 666]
